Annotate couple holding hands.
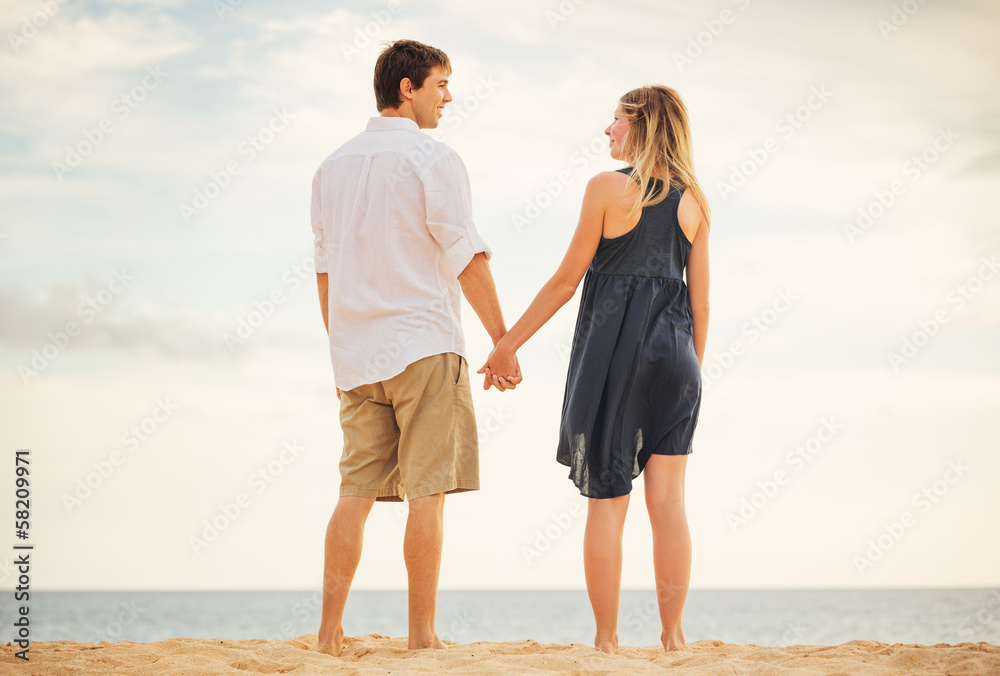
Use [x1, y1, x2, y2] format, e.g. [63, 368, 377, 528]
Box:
[310, 39, 710, 656]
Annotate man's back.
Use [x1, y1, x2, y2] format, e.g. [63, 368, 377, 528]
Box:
[311, 116, 490, 390]
[313, 39, 519, 658]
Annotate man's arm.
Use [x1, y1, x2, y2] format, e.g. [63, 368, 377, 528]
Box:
[316, 273, 329, 334]
[316, 272, 340, 399]
[420, 152, 518, 389]
[457, 253, 519, 389]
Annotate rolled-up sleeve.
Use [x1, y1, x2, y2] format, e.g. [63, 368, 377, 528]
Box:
[421, 151, 491, 279]
[310, 167, 328, 274]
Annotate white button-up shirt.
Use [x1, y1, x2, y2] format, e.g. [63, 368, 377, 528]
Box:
[311, 116, 491, 391]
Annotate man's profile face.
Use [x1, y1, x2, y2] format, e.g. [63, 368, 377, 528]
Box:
[408, 65, 452, 129]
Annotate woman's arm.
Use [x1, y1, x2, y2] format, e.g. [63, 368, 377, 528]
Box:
[479, 173, 614, 385]
[679, 192, 710, 366]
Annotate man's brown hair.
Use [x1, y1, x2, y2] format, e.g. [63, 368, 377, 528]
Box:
[373, 39, 452, 112]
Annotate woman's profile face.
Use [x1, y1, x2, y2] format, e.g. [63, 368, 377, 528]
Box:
[604, 104, 631, 161]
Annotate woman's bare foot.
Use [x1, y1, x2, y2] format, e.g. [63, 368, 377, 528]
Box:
[595, 633, 618, 654]
[313, 626, 344, 656]
[408, 634, 448, 650]
[661, 627, 686, 651]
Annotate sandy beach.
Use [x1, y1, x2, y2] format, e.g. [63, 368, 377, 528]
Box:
[3, 634, 999, 675]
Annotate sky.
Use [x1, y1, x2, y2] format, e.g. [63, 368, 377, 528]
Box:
[0, 0, 998, 594]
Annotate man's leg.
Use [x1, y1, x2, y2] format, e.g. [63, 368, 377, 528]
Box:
[316, 495, 376, 655]
[389, 353, 479, 650]
[404, 492, 447, 650]
[317, 378, 401, 655]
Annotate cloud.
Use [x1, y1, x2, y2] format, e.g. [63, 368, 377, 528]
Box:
[2, 0, 999, 592]
[0, 8, 198, 169]
[100, 0, 185, 7]
[0, 280, 319, 364]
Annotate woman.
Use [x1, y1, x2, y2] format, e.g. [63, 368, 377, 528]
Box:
[481, 85, 711, 653]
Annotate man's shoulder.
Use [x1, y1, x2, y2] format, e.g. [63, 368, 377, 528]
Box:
[314, 128, 465, 182]
[367, 131, 464, 178]
[413, 137, 467, 176]
[311, 135, 358, 177]
[394, 130, 459, 163]
[322, 130, 369, 163]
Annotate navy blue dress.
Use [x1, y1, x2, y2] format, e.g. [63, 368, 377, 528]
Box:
[556, 168, 702, 499]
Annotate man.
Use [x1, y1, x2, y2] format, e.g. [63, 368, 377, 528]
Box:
[310, 39, 520, 655]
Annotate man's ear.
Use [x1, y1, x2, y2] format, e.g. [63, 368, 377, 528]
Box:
[398, 77, 414, 102]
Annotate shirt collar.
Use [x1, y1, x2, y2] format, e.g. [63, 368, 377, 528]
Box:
[365, 116, 419, 132]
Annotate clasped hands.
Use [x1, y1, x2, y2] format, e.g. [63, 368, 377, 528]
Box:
[476, 339, 522, 392]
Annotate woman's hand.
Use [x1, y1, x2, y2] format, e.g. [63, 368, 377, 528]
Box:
[478, 340, 522, 392]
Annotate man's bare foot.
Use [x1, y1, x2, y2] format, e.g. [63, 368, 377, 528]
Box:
[661, 627, 685, 651]
[408, 634, 448, 650]
[594, 633, 618, 655]
[313, 626, 344, 656]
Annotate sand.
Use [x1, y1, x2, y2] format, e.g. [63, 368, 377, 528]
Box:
[3, 634, 999, 675]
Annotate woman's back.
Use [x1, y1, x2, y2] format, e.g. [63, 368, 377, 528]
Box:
[591, 168, 693, 282]
[557, 165, 702, 499]
[484, 84, 708, 653]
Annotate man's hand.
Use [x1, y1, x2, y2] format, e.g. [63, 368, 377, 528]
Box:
[477, 340, 523, 392]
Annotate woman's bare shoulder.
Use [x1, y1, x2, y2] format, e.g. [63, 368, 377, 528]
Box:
[589, 169, 629, 187]
[677, 187, 707, 234]
[584, 170, 631, 201]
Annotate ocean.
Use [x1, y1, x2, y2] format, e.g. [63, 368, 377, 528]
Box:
[12, 589, 1000, 648]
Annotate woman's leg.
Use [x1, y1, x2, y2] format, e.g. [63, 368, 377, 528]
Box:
[584, 493, 630, 653]
[643, 454, 690, 651]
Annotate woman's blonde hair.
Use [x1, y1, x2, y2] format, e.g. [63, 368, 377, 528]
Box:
[617, 86, 711, 230]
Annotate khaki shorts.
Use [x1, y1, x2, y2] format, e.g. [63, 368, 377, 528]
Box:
[338, 352, 480, 502]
